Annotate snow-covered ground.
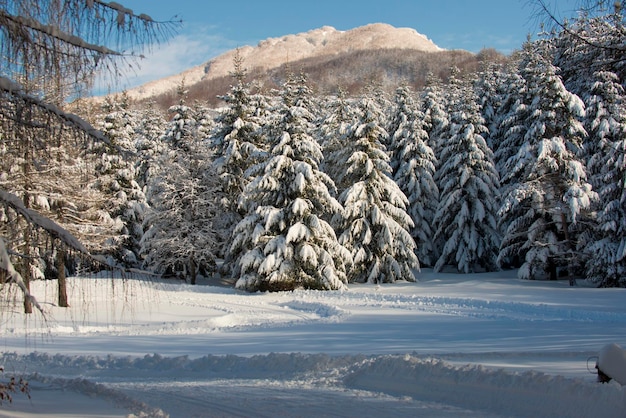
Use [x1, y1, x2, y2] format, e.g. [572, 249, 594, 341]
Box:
[0, 269, 624, 417]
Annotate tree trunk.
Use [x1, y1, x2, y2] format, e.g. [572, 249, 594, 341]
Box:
[22, 160, 33, 314]
[189, 255, 197, 285]
[22, 198, 33, 314]
[57, 247, 69, 307]
[22, 262, 32, 314]
[560, 212, 576, 286]
[21, 244, 32, 314]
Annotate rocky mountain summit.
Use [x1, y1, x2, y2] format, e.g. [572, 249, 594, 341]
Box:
[122, 23, 501, 108]
[127, 24, 440, 99]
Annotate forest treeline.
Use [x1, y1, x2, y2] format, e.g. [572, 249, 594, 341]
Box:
[2, 3, 625, 301]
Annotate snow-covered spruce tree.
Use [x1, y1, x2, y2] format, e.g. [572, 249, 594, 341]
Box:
[133, 102, 167, 191]
[420, 73, 450, 159]
[389, 86, 439, 267]
[333, 97, 418, 283]
[231, 72, 350, 292]
[498, 42, 596, 281]
[141, 92, 219, 284]
[211, 52, 268, 258]
[318, 87, 358, 196]
[95, 93, 149, 266]
[474, 62, 516, 152]
[488, 66, 530, 255]
[432, 82, 500, 273]
[491, 69, 528, 180]
[582, 71, 626, 286]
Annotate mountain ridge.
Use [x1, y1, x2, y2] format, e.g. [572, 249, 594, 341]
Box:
[126, 23, 444, 101]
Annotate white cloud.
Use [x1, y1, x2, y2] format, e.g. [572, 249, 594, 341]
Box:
[93, 26, 243, 95]
[437, 31, 522, 55]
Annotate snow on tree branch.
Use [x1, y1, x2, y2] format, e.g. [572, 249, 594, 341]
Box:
[0, 189, 89, 256]
[0, 238, 44, 314]
[0, 76, 113, 147]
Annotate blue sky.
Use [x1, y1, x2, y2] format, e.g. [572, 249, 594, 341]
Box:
[112, 0, 582, 91]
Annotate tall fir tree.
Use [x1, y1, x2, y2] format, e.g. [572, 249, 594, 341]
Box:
[583, 71, 626, 286]
[433, 83, 501, 273]
[211, 52, 268, 259]
[474, 63, 515, 152]
[96, 92, 147, 266]
[319, 88, 358, 197]
[141, 89, 219, 284]
[498, 42, 596, 281]
[333, 98, 418, 283]
[491, 69, 528, 180]
[420, 73, 449, 155]
[231, 73, 350, 292]
[389, 86, 439, 267]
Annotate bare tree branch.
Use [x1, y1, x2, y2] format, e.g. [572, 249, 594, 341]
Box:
[533, 0, 626, 54]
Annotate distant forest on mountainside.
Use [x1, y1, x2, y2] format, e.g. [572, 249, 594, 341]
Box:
[146, 47, 507, 110]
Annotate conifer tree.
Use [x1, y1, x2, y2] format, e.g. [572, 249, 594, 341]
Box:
[583, 71, 626, 286]
[333, 98, 418, 283]
[319, 88, 358, 196]
[433, 82, 500, 273]
[389, 86, 439, 267]
[133, 102, 167, 190]
[212, 53, 269, 258]
[420, 73, 449, 161]
[231, 73, 349, 292]
[141, 90, 219, 284]
[491, 69, 528, 180]
[498, 43, 596, 281]
[96, 93, 148, 266]
[474, 63, 514, 151]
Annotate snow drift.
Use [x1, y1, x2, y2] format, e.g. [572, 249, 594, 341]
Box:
[598, 343, 626, 385]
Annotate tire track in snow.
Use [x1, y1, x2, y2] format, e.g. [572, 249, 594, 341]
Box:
[298, 291, 626, 323]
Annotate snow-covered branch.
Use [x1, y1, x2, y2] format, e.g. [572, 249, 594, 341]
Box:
[0, 238, 44, 314]
[534, 0, 626, 55]
[0, 189, 89, 256]
[0, 76, 113, 147]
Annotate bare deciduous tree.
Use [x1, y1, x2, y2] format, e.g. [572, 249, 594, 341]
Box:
[0, 1, 178, 314]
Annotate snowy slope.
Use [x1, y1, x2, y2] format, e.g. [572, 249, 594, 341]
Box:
[0, 270, 624, 417]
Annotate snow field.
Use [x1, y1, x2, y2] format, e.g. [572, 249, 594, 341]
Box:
[0, 270, 624, 417]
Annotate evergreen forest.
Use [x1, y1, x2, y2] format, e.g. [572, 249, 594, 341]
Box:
[2, 2, 626, 305]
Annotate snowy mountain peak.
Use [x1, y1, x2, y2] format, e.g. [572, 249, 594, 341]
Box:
[126, 23, 442, 101]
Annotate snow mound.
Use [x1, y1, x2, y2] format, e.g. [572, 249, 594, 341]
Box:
[598, 343, 626, 385]
[345, 355, 626, 418]
[3, 352, 625, 418]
